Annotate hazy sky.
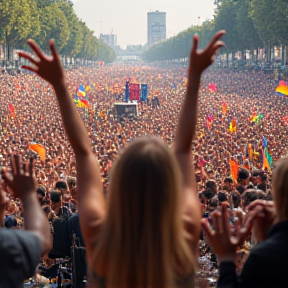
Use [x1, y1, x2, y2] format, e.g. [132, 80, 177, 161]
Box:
[71, 0, 215, 48]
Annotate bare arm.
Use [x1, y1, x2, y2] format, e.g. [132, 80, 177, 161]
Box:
[174, 31, 225, 243]
[3, 156, 51, 255]
[19, 40, 105, 246]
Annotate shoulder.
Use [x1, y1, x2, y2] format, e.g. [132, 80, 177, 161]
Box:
[0, 228, 41, 254]
[0, 229, 42, 285]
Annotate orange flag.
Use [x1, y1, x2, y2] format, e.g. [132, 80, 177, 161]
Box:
[230, 160, 239, 182]
[222, 102, 227, 117]
[29, 144, 46, 162]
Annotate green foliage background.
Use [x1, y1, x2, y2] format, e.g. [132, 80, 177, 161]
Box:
[0, 0, 117, 63]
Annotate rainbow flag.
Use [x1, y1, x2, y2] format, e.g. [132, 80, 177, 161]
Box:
[275, 80, 288, 96]
[74, 96, 91, 109]
[77, 84, 86, 97]
[262, 136, 273, 172]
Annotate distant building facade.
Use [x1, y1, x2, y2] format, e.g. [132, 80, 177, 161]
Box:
[100, 32, 117, 47]
[147, 11, 166, 47]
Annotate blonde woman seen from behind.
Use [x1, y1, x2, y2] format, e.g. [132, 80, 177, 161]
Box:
[19, 31, 225, 288]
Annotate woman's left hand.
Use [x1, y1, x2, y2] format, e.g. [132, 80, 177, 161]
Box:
[202, 205, 257, 263]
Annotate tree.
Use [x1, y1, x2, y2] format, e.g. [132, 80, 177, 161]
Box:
[37, 3, 70, 51]
[250, 0, 288, 46]
[214, 0, 243, 54]
[236, 0, 262, 52]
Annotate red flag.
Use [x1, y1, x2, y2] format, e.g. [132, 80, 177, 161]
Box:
[8, 104, 15, 118]
[208, 83, 217, 92]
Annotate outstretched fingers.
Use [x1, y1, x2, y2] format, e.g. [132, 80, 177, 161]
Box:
[212, 41, 225, 54]
[49, 39, 59, 61]
[18, 51, 39, 66]
[1, 170, 13, 188]
[222, 205, 230, 236]
[29, 157, 34, 177]
[192, 34, 199, 54]
[238, 209, 258, 245]
[27, 39, 46, 61]
[201, 219, 215, 244]
[206, 30, 226, 52]
[13, 155, 21, 175]
[21, 65, 38, 73]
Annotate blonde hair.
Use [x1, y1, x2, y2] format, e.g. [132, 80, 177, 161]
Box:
[93, 137, 194, 288]
[272, 158, 288, 221]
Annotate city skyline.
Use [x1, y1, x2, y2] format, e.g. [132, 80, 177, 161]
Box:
[71, 0, 215, 48]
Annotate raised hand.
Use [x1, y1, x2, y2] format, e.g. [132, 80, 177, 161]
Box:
[188, 30, 225, 77]
[2, 155, 37, 200]
[202, 205, 257, 263]
[18, 39, 65, 87]
[247, 200, 275, 242]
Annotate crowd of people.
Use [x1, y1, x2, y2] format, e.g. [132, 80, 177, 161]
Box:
[0, 31, 288, 288]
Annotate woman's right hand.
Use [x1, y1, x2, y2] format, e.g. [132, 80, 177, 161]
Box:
[18, 39, 66, 88]
[247, 200, 275, 242]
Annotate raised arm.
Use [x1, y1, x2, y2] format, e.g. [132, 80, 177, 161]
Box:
[174, 31, 225, 237]
[3, 155, 51, 255]
[18, 40, 106, 246]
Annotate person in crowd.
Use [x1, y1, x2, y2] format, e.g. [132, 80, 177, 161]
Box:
[19, 30, 225, 287]
[0, 155, 51, 287]
[202, 157, 288, 287]
[36, 186, 47, 205]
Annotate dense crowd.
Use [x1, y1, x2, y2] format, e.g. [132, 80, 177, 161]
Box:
[0, 33, 288, 288]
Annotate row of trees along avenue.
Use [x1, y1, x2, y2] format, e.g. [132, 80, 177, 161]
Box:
[142, 0, 288, 67]
[0, 0, 117, 66]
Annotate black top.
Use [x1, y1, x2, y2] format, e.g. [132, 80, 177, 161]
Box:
[68, 213, 85, 248]
[218, 220, 288, 288]
[0, 229, 42, 288]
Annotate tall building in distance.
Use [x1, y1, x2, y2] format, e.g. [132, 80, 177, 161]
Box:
[99, 31, 117, 48]
[147, 11, 166, 47]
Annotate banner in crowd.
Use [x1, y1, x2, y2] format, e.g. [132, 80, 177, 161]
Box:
[125, 81, 130, 102]
[141, 84, 148, 101]
[129, 83, 140, 101]
[275, 80, 288, 96]
[29, 143, 46, 162]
